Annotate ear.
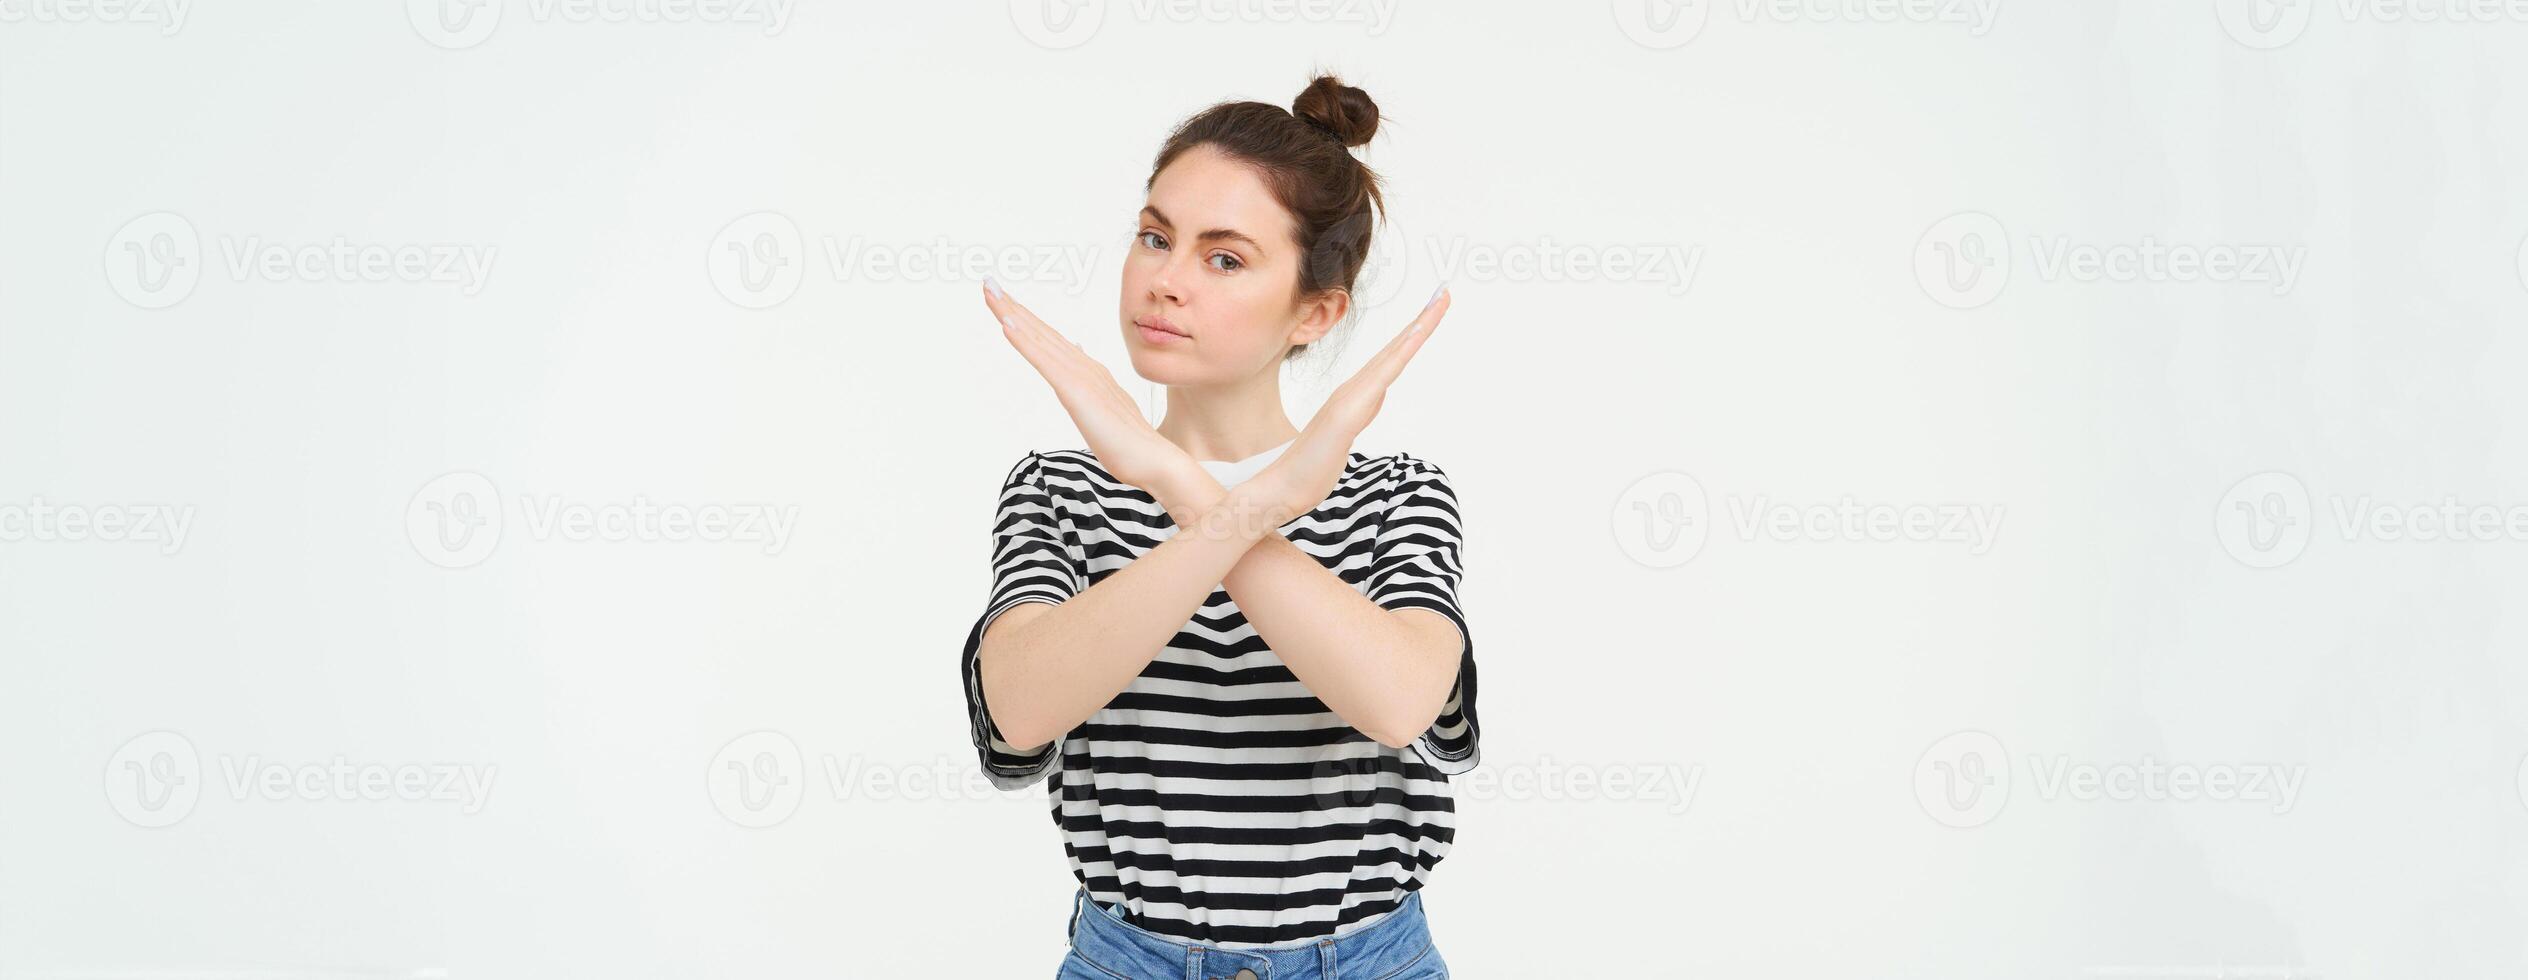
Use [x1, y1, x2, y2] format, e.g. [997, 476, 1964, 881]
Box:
[1289, 288, 1350, 348]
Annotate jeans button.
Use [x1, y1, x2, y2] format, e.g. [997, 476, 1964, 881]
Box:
[1232, 971, 1258, 980]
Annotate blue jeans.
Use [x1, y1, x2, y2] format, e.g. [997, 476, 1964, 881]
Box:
[1058, 886, 1451, 980]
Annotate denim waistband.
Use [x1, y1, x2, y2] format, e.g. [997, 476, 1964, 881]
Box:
[1064, 886, 1440, 980]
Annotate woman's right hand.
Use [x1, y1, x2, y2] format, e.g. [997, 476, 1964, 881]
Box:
[1244, 285, 1450, 522]
[985, 279, 1198, 501]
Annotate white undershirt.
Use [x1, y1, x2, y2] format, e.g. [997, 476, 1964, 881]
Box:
[1194, 438, 1295, 488]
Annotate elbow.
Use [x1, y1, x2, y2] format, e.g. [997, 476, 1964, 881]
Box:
[994, 705, 1059, 756]
[1362, 675, 1453, 750]
[1001, 723, 1057, 756]
[978, 655, 1056, 753]
[1364, 712, 1434, 751]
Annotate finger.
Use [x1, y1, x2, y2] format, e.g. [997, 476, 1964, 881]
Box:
[1369, 283, 1449, 371]
[1359, 283, 1449, 387]
[989, 293, 1064, 380]
[985, 279, 1148, 421]
[985, 279, 1090, 378]
[983, 278, 1058, 349]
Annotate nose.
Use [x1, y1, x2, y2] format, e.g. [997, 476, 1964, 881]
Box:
[1149, 251, 1191, 305]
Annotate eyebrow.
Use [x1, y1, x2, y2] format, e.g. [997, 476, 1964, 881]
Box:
[1141, 206, 1266, 257]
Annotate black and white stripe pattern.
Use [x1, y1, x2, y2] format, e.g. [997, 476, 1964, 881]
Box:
[959, 448, 1480, 947]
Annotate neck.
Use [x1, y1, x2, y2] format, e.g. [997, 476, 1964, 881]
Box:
[1154, 377, 1301, 463]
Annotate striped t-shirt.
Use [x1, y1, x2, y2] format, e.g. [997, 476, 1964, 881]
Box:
[959, 443, 1481, 947]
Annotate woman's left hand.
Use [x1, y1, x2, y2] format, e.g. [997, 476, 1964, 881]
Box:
[984, 280, 1201, 502]
[1243, 285, 1451, 522]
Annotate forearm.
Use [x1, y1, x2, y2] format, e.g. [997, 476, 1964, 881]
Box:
[976, 480, 1282, 751]
[1225, 535, 1462, 746]
[1158, 474, 1463, 748]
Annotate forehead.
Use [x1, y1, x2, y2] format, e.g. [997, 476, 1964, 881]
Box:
[1146, 144, 1297, 246]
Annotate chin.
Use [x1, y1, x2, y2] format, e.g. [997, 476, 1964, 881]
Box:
[1124, 348, 1201, 386]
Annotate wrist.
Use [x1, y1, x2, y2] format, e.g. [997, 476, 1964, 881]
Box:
[1151, 459, 1227, 526]
[1182, 484, 1295, 544]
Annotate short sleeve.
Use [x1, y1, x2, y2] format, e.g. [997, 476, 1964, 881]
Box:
[959, 451, 1084, 790]
[1365, 456, 1481, 776]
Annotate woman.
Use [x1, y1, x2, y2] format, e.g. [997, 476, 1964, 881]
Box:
[962, 74, 1479, 979]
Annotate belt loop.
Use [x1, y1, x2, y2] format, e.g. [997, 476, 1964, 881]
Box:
[1183, 946, 1203, 980]
[1319, 937, 1338, 976]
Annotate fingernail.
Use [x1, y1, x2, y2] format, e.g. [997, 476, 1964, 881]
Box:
[997, 314, 1012, 330]
[1425, 281, 1448, 309]
[983, 276, 1004, 301]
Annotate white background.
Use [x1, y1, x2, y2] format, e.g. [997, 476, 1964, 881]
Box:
[5, 0, 2527, 976]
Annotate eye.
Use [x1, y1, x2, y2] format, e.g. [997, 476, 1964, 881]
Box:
[1207, 252, 1243, 272]
[1137, 230, 1167, 250]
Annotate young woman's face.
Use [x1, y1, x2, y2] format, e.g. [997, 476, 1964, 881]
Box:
[1119, 144, 1341, 386]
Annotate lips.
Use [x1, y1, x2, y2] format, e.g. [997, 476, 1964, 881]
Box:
[1133, 314, 1188, 338]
